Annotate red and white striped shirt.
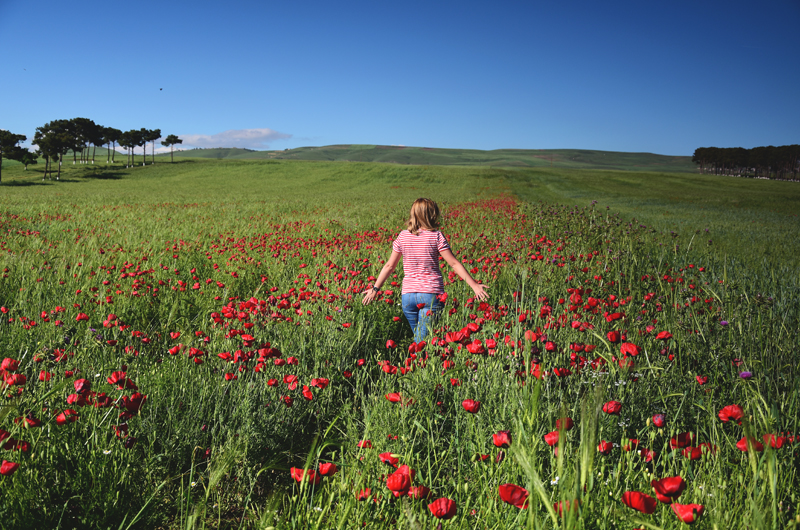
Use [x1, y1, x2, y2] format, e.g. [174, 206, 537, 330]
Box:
[392, 230, 450, 294]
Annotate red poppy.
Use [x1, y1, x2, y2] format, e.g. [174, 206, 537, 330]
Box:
[606, 331, 621, 343]
[302, 385, 313, 400]
[493, 430, 512, 448]
[498, 483, 529, 508]
[602, 400, 622, 415]
[718, 404, 743, 424]
[356, 440, 372, 449]
[620, 343, 641, 357]
[671, 503, 704, 524]
[682, 447, 702, 460]
[656, 331, 673, 340]
[290, 467, 320, 485]
[0, 460, 19, 476]
[621, 491, 657, 514]
[651, 414, 666, 427]
[428, 497, 457, 519]
[670, 432, 694, 449]
[318, 462, 337, 476]
[597, 440, 613, 455]
[651, 476, 686, 503]
[379, 452, 399, 468]
[762, 434, 787, 449]
[310, 378, 329, 389]
[544, 431, 559, 446]
[356, 488, 372, 501]
[39, 371, 53, 382]
[56, 409, 79, 425]
[736, 437, 764, 452]
[462, 399, 481, 413]
[4, 374, 26, 386]
[556, 417, 574, 431]
[74, 378, 91, 395]
[386, 340, 397, 349]
[121, 393, 147, 414]
[1, 358, 19, 372]
[408, 485, 431, 499]
[385, 393, 402, 403]
[386, 470, 411, 496]
[554, 499, 579, 516]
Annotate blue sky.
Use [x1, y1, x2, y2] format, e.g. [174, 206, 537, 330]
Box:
[1, 0, 798, 155]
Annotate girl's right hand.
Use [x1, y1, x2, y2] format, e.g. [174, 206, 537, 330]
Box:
[471, 283, 490, 301]
[362, 289, 379, 305]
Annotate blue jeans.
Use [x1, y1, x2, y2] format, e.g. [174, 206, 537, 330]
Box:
[401, 293, 443, 343]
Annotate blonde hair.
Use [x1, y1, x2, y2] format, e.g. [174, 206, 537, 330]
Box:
[407, 198, 441, 235]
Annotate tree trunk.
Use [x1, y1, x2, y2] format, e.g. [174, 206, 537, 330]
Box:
[112, 142, 116, 163]
[171, 145, 174, 163]
[92, 145, 96, 164]
[57, 156, 62, 180]
[152, 140, 155, 164]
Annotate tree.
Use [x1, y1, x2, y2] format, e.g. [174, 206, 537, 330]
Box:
[0, 129, 27, 184]
[146, 128, 161, 164]
[119, 131, 134, 167]
[136, 128, 148, 166]
[161, 134, 183, 163]
[104, 127, 122, 163]
[32, 120, 72, 180]
[20, 150, 38, 170]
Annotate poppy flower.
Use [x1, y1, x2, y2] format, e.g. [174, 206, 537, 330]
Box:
[695, 375, 708, 385]
[290, 467, 320, 485]
[602, 400, 622, 415]
[651, 414, 666, 428]
[671, 503, 704, 524]
[620, 343, 641, 357]
[56, 409, 79, 425]
[428, 497, 457, 519]
[606, 331, 621, 343]
[385, 393, 402, 403]
[498, 483, 529, 508]
[554, 499, 579, 516]
[310, 378, 329, 389]
[74, 379, 91, 395]
[718, 404, 743, 424]
[670, 432, 694, 449]
[682, 447, 702, 460]
[121, 393, 147, 414]
[621, 491, 657, 514]
[386, 340, 397, 349]
[462, 399, 481, 413]
[302, 385, 313, 400]
[0, 460, 19, 476]
[357, 440, 372, 449]
[656, 331, 673, 340]
[493, 430, 512, 448]
[736, 437, 764, 452]
[356, 488, 372, 501]
[39, 371, 53, 382]
[1, 358, 19, 372]
[762, 434, 787, 449]
[408, 485, 431, 499]
[379, 452, 399, 468]
[651, 476, 686, 503]
[556, 417, 574, 431]
[597, 440, 613, 455]
[318, 462, 337, 476]
[386, 470, 411, 496]
[4, 374, 26, 386]
[544, 431, 559, 446]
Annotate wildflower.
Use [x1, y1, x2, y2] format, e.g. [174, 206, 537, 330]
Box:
[428, 497, 457, 519]
[671, 503, 704, 524]
[493, 430, 512, 448]
[498, 483, 529, 508]
[462, 399, 481, 413]
[621, 491, 657, 514]
[651, 476, 686, 503]
[718, 404, 743, 424]
[602, 400, 622, 415]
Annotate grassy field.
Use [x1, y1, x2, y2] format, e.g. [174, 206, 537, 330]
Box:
[149, 145, 697, 173]
[0, 159, 798, 529]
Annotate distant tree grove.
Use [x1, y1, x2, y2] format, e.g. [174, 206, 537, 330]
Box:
[0, 119, 181, 183]
[693, 145, 800, 180]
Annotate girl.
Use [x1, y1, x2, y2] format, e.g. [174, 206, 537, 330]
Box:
[362, 198, 489, 342]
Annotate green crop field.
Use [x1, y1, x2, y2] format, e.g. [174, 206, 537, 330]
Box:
[153, 145, 698, 173]
[0, 159, 798, 529]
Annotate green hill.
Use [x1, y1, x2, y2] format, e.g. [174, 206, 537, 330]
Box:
[158, 145, 696, 172]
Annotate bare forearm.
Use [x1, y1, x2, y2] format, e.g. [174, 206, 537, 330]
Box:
[449, 260, 480, 288]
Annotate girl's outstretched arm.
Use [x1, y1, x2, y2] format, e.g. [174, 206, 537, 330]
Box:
[362, 251, 402, 305]
[440, 248, 490, 301]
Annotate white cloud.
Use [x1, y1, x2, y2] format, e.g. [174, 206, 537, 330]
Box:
[177, 128, 291, 150]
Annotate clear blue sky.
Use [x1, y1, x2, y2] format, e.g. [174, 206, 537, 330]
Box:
[1, 0, 798, 155]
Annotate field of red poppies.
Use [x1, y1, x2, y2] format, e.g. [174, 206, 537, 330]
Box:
[0, 160, 798, 529]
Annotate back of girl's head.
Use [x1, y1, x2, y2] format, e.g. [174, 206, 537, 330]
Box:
[407, 198, 441, 234]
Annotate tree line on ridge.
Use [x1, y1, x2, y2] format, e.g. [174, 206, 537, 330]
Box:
[0, 119, 183, 183]
[692, 145, 800, 180]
